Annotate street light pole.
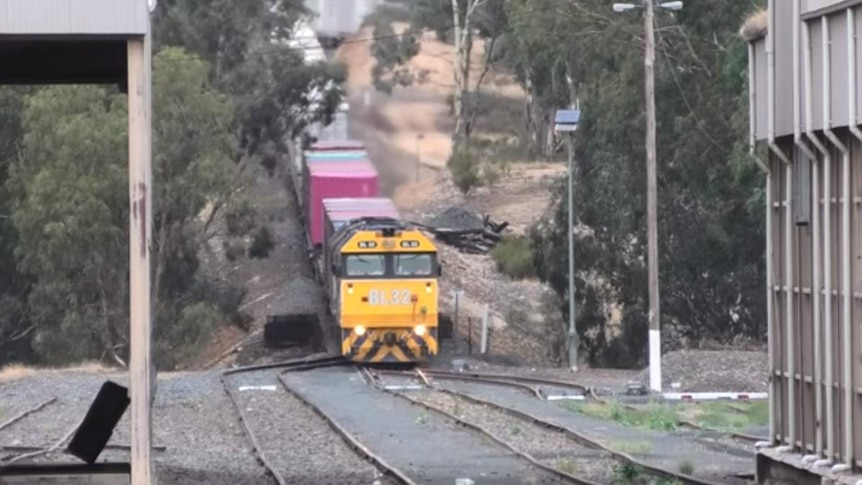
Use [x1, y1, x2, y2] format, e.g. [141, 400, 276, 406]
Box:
[614, 0, 681, 392]
[643, 0, 661, 394]
[566, 133, 577, 371]
[554, 109, 580, 371]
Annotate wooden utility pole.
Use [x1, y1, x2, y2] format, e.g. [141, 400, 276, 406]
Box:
[643, 0, 661, 393]
[128, 28, 154, 485]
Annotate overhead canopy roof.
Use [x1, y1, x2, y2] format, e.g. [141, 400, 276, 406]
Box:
[0, 0, 148, 88]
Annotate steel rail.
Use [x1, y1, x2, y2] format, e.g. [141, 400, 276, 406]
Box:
[375, 369, 544, 399]
[220, 373, 287, 485]
[590, 390, 768, 448]
[222, 354, 347, 377]
[420, 369, 589, 393]
[277, 372, 417, 485]
[0, 398, 57, 433]
[435, 387, 723, 485]
[219, 354, 351, 485]
[359, 368, 599, 485]
[677, 420, 766, 445]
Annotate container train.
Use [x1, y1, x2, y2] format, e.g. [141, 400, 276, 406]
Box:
[285, 137, 449, 364]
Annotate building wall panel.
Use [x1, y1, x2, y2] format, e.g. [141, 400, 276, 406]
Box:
[768, 131, 862, 472]
[776, 4, 796, 137]
[755, 39, 769, 140]
[829, 14, 851, 128]
[855, 7, 862, 127]
[0, 0, 147, 35]
[809, 19, 825, 131]
[804, 0, 850, 15]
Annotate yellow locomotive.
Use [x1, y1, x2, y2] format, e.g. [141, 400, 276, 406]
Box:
[323, 216, 442, 363]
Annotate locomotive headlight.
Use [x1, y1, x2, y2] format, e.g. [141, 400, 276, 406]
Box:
[425, 283, 433, 294]
[354, 326, 366, 336]
[414, 325, 427, 336]
[347, 284, 354, 295]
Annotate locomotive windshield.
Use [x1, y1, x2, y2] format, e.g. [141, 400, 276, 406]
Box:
[345, 255, 386, 276]
[341, 252, 437, 278]
[394, 254, 433, 276]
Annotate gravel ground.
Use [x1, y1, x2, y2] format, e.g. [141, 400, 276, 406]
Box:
[407, 388, 619, 483]
[284, 366, 566, 484]
[0, 369, 387, 484]
[637, 349, 769, 393]
[225, 369, 387, 484]
[0, 371, 266, 484]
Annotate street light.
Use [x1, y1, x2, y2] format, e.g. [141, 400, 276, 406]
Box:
[555, 109, 580, 372]
[613, 0, 682, 394]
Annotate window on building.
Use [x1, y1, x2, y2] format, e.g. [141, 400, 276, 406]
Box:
[793, 144, 812, 226]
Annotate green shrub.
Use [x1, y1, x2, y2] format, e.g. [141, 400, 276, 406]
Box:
[447, 148, 481, 194]
[223, 240, 245, 262]
[490, 236, 535, 279]
[248, 225, 275, 259]
[481, 162, 501, 186]
[225, 199, 257, 236]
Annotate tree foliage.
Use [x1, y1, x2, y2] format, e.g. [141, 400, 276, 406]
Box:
[0, 0, 347, 369]
[520, 0, 767, 367]
[153, 0, 347, 156]
[5, 49, 247, 368]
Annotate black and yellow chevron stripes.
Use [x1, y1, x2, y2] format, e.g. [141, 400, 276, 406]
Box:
[341, 328, 438, 363]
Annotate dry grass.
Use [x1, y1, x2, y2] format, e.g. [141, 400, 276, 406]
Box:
[0, 361, 115, 382]
[740, 9, 767, 41]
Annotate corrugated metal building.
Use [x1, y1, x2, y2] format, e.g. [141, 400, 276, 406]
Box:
[744, 1, 862, 484]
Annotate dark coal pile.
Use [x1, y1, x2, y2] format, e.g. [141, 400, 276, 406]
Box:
[428, 206, 484, 230]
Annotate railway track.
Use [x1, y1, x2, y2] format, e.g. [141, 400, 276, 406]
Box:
[427, 371, 765, 449]
[275, 370, 414, 485]
[589, 391, 768, 447]
[221, 355, 402, 485]
[373, 369, 729, 485]
[362, 368, 600, 484]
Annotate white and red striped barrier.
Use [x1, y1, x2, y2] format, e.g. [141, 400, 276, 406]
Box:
[662, 392, 768, 401]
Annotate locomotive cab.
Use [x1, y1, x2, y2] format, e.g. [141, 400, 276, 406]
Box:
[326, 217, 441, 363]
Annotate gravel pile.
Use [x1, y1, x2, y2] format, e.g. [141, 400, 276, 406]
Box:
[411, 390, 617, 483]
[428, 206, 484, 230]
[637, 349, 769, 393]
[226, 370, 385, 484]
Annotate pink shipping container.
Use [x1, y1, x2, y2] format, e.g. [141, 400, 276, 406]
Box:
[300, 155, 374, 213]
[305, 150, 368, 161]
[310, 140, 365, 151]
[305, 161, 379, 246]
[322, 197, 399, 282]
